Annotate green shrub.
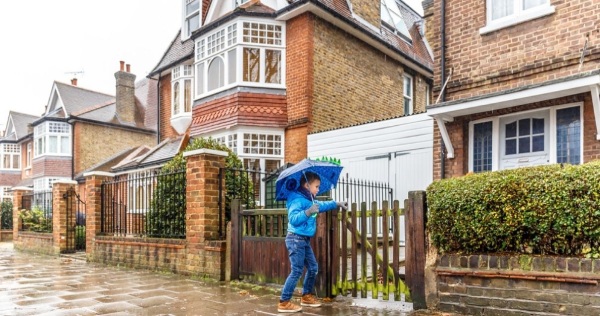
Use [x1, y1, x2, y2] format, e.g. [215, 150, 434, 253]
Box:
[1, 200, 12, 229]
[75, 225, 85, 249]
[427, 161, 600, 257]
[146, 137, 253, 238]
[19, 207, 52, 232]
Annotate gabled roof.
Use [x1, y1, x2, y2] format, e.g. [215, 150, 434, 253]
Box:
[52, 81, 115, 116]
[111, 137, 186, 172]
[149, 31, 195, 76]
[74, 147, 143, 181]
[0, 111, 39, 142]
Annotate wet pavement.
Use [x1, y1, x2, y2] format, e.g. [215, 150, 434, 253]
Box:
[0, 242, 453, 316]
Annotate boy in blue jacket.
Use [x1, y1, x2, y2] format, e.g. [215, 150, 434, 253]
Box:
[277, 172, 347, 313]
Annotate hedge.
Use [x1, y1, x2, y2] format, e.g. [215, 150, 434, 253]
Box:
[427, 161, 600, 257]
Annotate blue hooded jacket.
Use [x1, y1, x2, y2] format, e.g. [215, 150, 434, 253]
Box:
[286, 189, 338, 237]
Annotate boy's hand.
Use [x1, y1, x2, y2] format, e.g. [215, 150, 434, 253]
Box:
[336, 201, 348, 211]
[305, 204, 319, 217]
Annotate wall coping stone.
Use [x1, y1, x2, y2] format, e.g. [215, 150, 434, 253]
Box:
[183, 148, 228, 158]
[12, 187, 33, 191]
[53, 180, 78, 185]
[83, 171, 115, 178]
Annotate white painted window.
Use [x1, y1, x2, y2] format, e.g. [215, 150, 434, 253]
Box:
[403, 74, 414, 115]
[481, 0, 554, 34]
[425, 84, 431, 107]
[171, 65, 194, 117]
[33, 121, 71, 158]
[26, 143, 32, 168]
[243, 133, 282, 156]
[1, 143, 20, 170]
[468, 103, 583, 172]
[0, 186, 12, 202]
[127, 170, 156, 214]
[182, 0, 201, 39]
[194, 19, 286, 99]
[33, 177, 69, 192]
[380, 0, 412, 42]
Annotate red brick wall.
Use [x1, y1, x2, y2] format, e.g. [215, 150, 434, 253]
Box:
[189, 92, 287, 137]
[13, 232, 54, 255]
[32, 156, 71, 178]
[20, 140, 33, 179]
[159, 74, 178, 142]
[286, 13, 314, 130]
[285, 125, 308, 163]
[0, 171, 21, 187]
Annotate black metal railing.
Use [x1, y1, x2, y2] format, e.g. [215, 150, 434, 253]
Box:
[330, 174, 393, 211]
[0, 200, 13, 230]
[100, 168, 186, 238]
[20, 190, 53, 232]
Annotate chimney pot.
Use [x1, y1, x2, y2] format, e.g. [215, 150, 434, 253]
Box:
[120, 61, 125, 71]
[71, 78, 78, 86]
[126, 64, 131, 73]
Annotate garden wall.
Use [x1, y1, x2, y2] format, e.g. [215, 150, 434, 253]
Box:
[435, 254, 600, 315]
[0, 230, 12, 241]
[13, 232, 54, 255]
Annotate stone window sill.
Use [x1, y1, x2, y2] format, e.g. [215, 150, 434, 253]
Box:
[480, 5, 555, 35]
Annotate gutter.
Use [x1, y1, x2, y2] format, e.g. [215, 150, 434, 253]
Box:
[275, 0, 433, 77]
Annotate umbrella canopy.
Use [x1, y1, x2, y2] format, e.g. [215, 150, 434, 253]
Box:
[275, 158, 344, 201]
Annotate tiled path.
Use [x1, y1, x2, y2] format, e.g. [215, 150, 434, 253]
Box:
[0, 243, 453, 316]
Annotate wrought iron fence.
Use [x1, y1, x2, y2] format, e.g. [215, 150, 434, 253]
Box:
[20, 190, 53, 232]
[100, 168, 186, 238]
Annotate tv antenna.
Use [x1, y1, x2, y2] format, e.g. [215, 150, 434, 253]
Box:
[65, 70, 85, 78]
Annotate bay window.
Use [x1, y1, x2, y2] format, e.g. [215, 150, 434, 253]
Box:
[1, 143, 20, 170]
[195, 19, 285, 98]
[171, 65, 193, 117]
[33, 121, 71, 158]
[468, 104, 582, 173]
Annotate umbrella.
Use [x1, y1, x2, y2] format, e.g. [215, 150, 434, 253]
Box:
[275, 158, 344, 201]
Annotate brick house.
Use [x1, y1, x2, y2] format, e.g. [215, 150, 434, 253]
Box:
[424, 0, 600, 179]
[15, 63, 157, 194]
[143, 0, 434, 183]
[0, 112, 39, 200]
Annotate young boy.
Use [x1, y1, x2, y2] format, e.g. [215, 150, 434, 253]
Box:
[278, 172, 347, 313]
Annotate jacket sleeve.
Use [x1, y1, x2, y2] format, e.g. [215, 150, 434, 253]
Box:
[287, 199, 310, 226]
[316, 200, 338, 213]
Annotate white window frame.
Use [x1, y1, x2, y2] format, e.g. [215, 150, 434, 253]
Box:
[194, 18, 286, 100]
[468, 102, 583, 172]
[480, 0, 555, 35]
[171, 65, 194, 118]
[0, 186, 13, 202]
[126, 169, 157, 214]
[182, 0, 201, 40]
[33, 121, 71, 158]
[0, 143, 21, 170]
[425, 84, 431, 107]
[26, 142, 32, 168]
[403, 74, 414, 115]
[33, 177, 70, 192]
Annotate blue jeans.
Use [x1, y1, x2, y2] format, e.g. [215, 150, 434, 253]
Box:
[280, 233, 318, 302]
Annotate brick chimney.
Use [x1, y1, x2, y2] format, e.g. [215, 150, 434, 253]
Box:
[71, 78, 78, 86]
[349, 0, 381, 29]
[115, 61, 136, 124]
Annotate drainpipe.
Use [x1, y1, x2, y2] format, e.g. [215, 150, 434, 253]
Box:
[440, 0, 447, 179]
[156, 74, 161, 144]
[70, 120, 75, 180]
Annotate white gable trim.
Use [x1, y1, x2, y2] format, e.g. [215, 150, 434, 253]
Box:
[45, 83, 67, 117]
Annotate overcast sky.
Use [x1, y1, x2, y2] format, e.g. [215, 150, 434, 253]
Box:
[0, 0, 424, 130]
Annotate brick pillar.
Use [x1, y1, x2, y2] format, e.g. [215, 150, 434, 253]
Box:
[52, 181, 77, 254]
[11, 187, 32, 241]
[84, 172, 114, 259]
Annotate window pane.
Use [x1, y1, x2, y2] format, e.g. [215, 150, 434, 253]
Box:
[532, 118, 544, 134]
[49, 136, 58, 153]
[404, 98, 412, 115]
[184, 79, 192, 112]
[61, 136, 70, 154]
[243, 48, 260, 82]
[518, 137, 530, 154]
[173, 82, 180, 114]
[265, 50, 281, 84]
[228, 49, 236, 85]
[473, 121, 493, 172]
[13, 154, 20, 169]
[492, 0, 514, 20]
[403, 76, 412, 96]
[505, 121, 516, 138]
[523, 0, 546, 10]
[207, 57, 225, 91]
[518, 119, 530, 136]
[196, 63, 204, 95]
[557, 106, 581, 164]
[186, 14, 200, 35]
[532, 135, 544, 152]
[2, 155, 9, 169]
[186, 0, 199, 15]
[505, 139, 516, 155]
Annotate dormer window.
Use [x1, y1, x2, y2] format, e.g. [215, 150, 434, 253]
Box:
[381, 0, 412, 43]
[183, 0, 201, 40]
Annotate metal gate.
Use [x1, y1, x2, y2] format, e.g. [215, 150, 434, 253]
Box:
[65, 188, 86, 253]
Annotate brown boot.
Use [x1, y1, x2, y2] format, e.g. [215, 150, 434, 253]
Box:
[278, 300, 302, 313]
[301, 294, 322, 307]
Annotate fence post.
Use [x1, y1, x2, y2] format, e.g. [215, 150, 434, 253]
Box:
[405, 190, 427, 309]
[230, 198, 240, 280]
[84, 172, 114, 260]
[52, 181, 77, 254]
[184, 148, 228, 279]
[11, 187, 32, 243]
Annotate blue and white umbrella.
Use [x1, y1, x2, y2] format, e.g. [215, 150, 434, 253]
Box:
[275, 158, 343, 201]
